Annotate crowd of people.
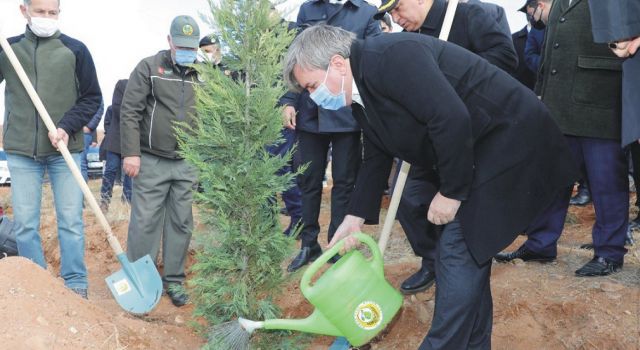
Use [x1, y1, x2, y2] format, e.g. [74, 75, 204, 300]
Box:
[0, 0, 638, 348]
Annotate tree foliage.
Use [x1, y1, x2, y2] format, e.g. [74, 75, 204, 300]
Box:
[176, 0, 298, 336]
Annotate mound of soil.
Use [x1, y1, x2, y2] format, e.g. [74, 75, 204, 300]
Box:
[0, 257, 199, 350]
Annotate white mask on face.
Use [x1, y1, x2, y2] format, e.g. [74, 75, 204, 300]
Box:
[29, 17, 59, 38]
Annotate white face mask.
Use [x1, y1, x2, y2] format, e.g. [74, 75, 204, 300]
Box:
[29, 17, 59, 38]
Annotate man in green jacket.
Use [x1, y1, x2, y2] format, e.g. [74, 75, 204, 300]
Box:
[121, 15, 200, 307]
[0, 0, 102, 299]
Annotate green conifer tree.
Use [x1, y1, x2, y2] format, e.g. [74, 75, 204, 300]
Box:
[176, 0, 300, 345]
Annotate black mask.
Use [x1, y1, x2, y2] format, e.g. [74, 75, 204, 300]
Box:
[529, 6, 546, 30]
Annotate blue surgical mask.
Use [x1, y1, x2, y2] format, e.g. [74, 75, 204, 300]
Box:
[175, 49, 197, 66]
[309, 66, 346, 111]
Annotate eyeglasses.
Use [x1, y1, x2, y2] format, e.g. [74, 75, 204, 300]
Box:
[608, 42, 619, 49]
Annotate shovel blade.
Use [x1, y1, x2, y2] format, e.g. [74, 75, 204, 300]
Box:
[105, 254, 163, 314]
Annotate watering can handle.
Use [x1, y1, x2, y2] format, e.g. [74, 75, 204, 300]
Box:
[300, 232, 383, 296]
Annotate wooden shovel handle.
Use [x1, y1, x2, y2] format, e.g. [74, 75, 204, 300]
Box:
[0, 31, 124, 256]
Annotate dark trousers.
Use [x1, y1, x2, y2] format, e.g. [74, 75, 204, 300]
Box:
[524, 136, 628, 263]
[397, 165, 439, 272]
[297, 130, 361, 247]
[420, 219, 492, 350]
[266, 128, 302, 225]
[100, 151, 132, 204]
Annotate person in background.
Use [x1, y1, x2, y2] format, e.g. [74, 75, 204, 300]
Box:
[121, 15, 201, 307]
[282, 0, 381, 273]
[374, 0, 517, 295]
[100, 79, 132, 212]
[511, 1, 538, 89]
[587, 0, 640, 246]
[496, 0, 627, 277]
[80, 100, 103, 181]
[524, 0, 548, 74]
[0, 0, 102, 299]
[380, 12, 393, 32]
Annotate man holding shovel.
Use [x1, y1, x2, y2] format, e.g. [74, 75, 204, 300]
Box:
[284, 25, 577, 349]
[0, 0, 102, 299]
[121, 15, 200, 307]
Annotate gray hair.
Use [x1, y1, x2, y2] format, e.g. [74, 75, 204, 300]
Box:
[283, 24, 356, 93]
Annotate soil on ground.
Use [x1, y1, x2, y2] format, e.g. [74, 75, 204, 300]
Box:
[0, 182, 638, 349]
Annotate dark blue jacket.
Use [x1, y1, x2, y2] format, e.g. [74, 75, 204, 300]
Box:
[524, 27, 544, 73]
[281, 0, 381, 133]
[588, 0, 640, 43]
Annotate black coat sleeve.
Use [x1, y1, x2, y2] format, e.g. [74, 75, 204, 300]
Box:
[380, 42, 474, 201]
[466, 4, 518, 73]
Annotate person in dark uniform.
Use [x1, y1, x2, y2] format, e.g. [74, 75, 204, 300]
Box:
[495, 0, 627, 277]
[374, 0, 518, 295]
[284, 24, 576, 350]
[281, 0, 381, 273]
[588, 0, 640, 246]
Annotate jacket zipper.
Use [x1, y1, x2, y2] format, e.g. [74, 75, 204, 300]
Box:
[33, 38, 40, 159]
[180, 69, 186, 121]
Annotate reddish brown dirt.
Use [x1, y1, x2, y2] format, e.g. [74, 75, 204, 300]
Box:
[1, 183, 639, 349]
[0, 184, 204, 350]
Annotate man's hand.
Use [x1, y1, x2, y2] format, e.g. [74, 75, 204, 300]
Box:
[610, 36, 640, 58]
[628, 36, 640, 56]
[123, 156, 141, 178]
[427, 192, 461, 225]
[327, 215, 365, 255]
[82, 126, 91, 133]
[282, 105, 297, 130]
[48, 128, 69, 150]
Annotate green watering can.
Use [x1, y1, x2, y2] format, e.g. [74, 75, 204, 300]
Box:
[240, 232, 403, 347]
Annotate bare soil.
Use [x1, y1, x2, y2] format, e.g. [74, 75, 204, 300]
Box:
[0, 182, 638, 349]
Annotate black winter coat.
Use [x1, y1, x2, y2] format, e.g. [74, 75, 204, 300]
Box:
[347, 33, 578, 264]
[104, 79, 128, 154]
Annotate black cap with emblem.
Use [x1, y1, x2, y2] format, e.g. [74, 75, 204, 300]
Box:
[373, 0, 399, 20]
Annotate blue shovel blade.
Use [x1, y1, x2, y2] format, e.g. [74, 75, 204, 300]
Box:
[105, 254, 163, 315]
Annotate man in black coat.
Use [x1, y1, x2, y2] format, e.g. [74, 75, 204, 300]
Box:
[374, 0, 518, 295]
[99, 79, 132, 211]
[284, 24, 576, 349]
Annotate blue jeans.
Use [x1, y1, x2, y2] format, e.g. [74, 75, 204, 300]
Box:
[6, 153, 87, 289]
[81, 132, 92, 182]
[100, 151, 132, 204]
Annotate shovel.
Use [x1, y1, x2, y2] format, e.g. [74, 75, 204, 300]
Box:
[0, 31, 162, 314]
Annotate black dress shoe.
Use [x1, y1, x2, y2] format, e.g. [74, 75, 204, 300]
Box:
[400, 267, 435, 295]
[494, 245, 556, 263]
[166, 285, 189, 307]
[287, 244, 322, 272]
[569, 189, 591, 206]
[575, 256, 622, 277]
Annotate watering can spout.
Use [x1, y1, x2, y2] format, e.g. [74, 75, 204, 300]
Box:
[263, 309, 342, 337]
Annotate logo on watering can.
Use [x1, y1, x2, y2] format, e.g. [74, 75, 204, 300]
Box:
[354, 301, 383, 330]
